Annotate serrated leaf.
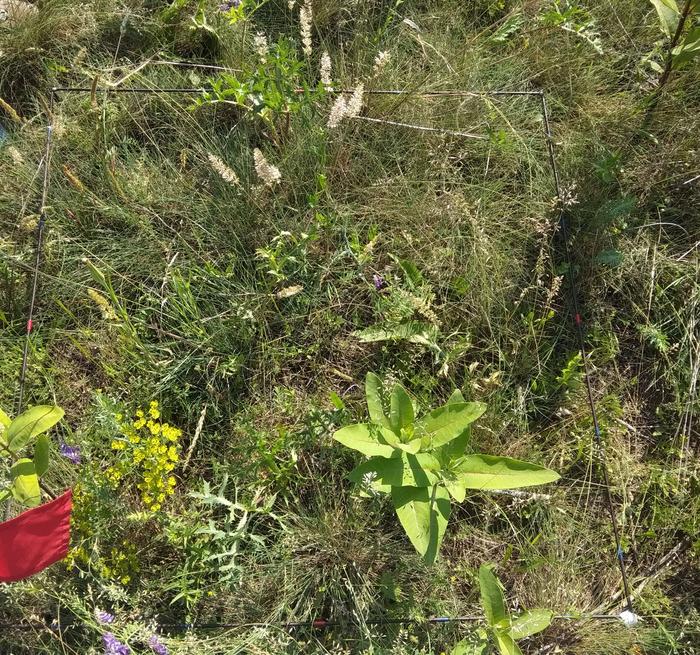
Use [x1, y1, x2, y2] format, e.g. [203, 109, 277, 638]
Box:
[494, 632, 524, 655]
[7, 406, 64, 454]
[594, 249, 623, 267]
[455, 455, 559, 490]
[594, 196, 635, 227]
[479, 565, 507, 627]
[392, 485, 450, 564]
[11, 458, 41, 507]
[488, 12, 525, 44]
[34, 434, 50, 476]
[650, 0, 680, 37]
[353, 321, 440, 348]
[508, 609, 553, 639]
[398, 258, 423, 288]
[416, 402, 486, 448]
[333, 423, 398, 458]
[390, 384, 414, 432]
[349, 453, 440, 487]
[366, 373, 391, 428]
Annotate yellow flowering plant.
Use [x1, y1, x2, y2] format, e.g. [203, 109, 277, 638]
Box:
[106, 401, 182, 513]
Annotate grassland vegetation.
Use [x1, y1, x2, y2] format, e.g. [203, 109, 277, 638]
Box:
[0, 0, 699, 653]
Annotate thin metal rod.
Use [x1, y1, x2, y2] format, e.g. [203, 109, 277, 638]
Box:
[52, 86, 544, 98]
[52, 87, 207, 94]
[15, 124, 53, 415]
[352, 115, 486, 140]
[30, 84, 634, 617]
[539, 94, 634, 613]
[156, 614, 626, 631]
[0, 613, 629, 632]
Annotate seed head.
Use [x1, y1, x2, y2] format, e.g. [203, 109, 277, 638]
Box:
[253, 148, 281, 187]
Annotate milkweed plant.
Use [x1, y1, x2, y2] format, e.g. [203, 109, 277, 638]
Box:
[450, 565, 554, 655]
[0, 405, 64, 507]
[334, 374, 560, 563]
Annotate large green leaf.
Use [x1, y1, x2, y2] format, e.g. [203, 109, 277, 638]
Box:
[349, 452, 440, 487]
[394, 438, 423, 454]
[455, 455, 559, 490]
[333, 423, 398, 458]
[11, 458, 41, 507]
[436, 389, 472, 459]
[416, 402, 486, 448]
[390, 384, 414, 432]
[445, 480, 467, 502]
[450, 638, 489, 655]
[673, 27, 700, 66]
[494, 632, 524, 655]
[508, 609, 553, 639]
[650, 0, 680, 37]
[479, 565, 507, 627]
[0, 407, 9, 449]
[34, 434, 50, 476]
[392, 485, 450, 564]
[365, 373, 391, 428]
[7, 405, 64, 454]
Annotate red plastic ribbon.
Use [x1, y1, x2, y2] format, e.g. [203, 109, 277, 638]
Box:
[0, 490, 72, 582]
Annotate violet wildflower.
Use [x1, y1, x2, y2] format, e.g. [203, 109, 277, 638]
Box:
[59, 442, 81, 465]
[148, 634, 169, 655]
[103, 632, 130, 655]
[95, 609, 115, 624]
[373, 274, 386, 290]
[219, 0, 241, 11]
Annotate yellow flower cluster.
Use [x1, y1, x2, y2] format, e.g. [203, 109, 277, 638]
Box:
[106, 401, 182, 512]
[100, 540, 140, 585]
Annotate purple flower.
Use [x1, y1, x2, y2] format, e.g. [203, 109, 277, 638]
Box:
[59, 442, 81, 465]
[373, 274, 386, 290]
[103, 632, 130, 655]
[95, 609, 115, 624]
[148, 635, 169, 655]
[219, 0, 241, 10]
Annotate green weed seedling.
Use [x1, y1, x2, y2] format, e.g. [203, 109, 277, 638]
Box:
[0, 405, 64, 507]
[334, 374, 560, 564]
[451, 565, 553, 655]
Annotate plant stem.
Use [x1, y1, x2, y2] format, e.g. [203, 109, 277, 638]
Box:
[657, 0, 694, 91]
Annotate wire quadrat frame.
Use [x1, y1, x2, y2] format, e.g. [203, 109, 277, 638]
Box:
[9, 76, 638, 633]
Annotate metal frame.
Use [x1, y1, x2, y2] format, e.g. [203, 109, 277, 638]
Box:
[6, 82, 635, 633]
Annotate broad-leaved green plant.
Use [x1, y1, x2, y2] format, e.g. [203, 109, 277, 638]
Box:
[0, 405, 64, 507]
[650, 0, 700, 71]
[451, 565, 553, 655]
[334, 374, 559, 563]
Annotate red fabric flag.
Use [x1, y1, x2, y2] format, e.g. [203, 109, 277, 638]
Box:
[0, 489, 72, 583]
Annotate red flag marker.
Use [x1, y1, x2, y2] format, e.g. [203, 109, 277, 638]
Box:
[0, 490, 72, 583]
